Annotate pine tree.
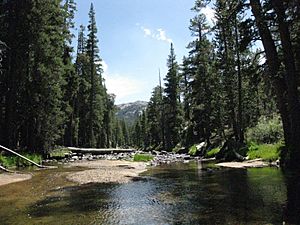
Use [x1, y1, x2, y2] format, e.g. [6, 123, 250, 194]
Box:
[147, 86, 163, 148]
[61, 0, 79, 147]
[163, 43, 183, 150]
[85, 3, 106, 148]
[187, 11, 216, 146]
[76, 25, 91, 147]
[213, 0, 242, 142]
[26, 0, 67, 153]
[87, 3, 97, 147]
[0, 0, 31, 150]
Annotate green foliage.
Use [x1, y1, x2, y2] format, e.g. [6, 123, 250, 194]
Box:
[49, 148, 71, 158]
[16, 154, 42, 167]
[205, 148, 220, 158]
[0, 155, 17, 168]
[247, 142, 282, 161]
[172, 144, 183, 153]
[133, 154, 154, 162]
[163, 43, 184, 150]
[245, 114, 284, 144]
[0, 153, 42, 168]
[188, 145, 197, 156]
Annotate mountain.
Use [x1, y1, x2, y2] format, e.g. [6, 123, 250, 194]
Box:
[116, 101, 148, 125]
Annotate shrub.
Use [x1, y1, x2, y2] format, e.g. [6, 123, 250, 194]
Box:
[0, 153, 42, 168]
[247, 142, 282, 161]
[133, 154, 154, 162]
[205, 147, 220, 158]
[245, 114, 283, 144]
[16, 153, 42, 167]
[0, 154, 17, 167]
[50, 148, 70, 158]
[188, 145, 197, 156]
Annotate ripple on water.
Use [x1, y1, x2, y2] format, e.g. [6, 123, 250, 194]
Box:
[0, 162, 297, 224]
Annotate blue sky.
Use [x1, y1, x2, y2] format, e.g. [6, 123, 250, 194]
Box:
[73, 0, 215, 104]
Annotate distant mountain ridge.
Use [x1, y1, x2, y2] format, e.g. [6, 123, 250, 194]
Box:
[116, 101, 148, 124]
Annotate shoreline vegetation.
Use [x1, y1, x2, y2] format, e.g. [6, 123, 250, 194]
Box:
[0, 141, 282, 168]
[0, 142, 282, 187]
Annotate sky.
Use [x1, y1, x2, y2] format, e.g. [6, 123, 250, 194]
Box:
[73, 0, 215, 104]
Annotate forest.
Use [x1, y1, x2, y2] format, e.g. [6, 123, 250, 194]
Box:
[0, 0, 300, 171]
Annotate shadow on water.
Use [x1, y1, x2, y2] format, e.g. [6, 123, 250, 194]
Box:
[283, 171, 300, 224]
[1, 161, 299, 224]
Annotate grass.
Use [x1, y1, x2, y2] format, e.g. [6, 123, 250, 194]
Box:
[133, 154, 154, 162]
[49, 148, 71, 158]
[0, 153, 42, 168]
[188, 145, 221, 157]
[247, 142, 283, 162]
[205, 147, 221, 158]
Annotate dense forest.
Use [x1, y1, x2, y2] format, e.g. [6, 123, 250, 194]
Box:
[0, 0, 300, 170]
[131, 0, 300, 170]
[0, 0, 127, 153]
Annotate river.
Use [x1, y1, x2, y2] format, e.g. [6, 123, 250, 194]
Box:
[0, 161, 299, 224]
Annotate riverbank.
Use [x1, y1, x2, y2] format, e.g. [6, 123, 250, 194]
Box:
[66, 160, 147, 184]
[0, 155, 279, 187]
[0, 160, 147, 186]
[0, 173, 32, 186]
[216, 159, 279, 169]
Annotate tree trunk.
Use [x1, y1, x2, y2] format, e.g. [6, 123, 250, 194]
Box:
[234, 16, 244, 143]
[250, 0, 291, 157]
[272, 0, 300, 169]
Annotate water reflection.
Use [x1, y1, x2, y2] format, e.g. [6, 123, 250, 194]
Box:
[0, 162, 297, 224]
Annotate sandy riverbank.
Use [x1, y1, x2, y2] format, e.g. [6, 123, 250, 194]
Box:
[216, 159, 273, 169]
[66, 160, 148, 184]
[0, 173, 32, 186]
[0, 158, 275, 186]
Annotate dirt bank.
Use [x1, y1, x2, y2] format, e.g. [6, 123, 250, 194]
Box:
[66, 160, 147, 184]
[216, 159, 271, 169]
[0, 173, 32, 186]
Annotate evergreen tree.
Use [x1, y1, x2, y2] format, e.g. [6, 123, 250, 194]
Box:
[87, 3, 97, 147]
[76, 25, 91, 147]
[61, 0, 79, 147]
[0, 0, 31, 150]
[163, 43, 183, 150]
[147, 86, 163, 148]
[24, 0, 67, 153]
[85, 3, 105, 147]
[187, 11, 216, 146]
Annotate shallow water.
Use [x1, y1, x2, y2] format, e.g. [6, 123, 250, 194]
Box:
[0, 162, 299, 225]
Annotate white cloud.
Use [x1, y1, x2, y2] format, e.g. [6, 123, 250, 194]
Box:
[201, 6, 216, 24]
[155, 28, 173, 43]
[105, 75, 145, 100]
[102, 60, 145, 103]
[143, 27, 152, 37]
[138, 25, 173, 44]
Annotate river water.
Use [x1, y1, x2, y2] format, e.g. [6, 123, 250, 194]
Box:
[0, 161, 299, 224]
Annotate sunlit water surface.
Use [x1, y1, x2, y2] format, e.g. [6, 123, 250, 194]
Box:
[0, 161, 298, 225]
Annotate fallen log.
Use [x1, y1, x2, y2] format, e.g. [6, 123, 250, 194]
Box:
[0, 144, 47, 168]
[67, 147, 135, 154]
[0, 164, 15, 173]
